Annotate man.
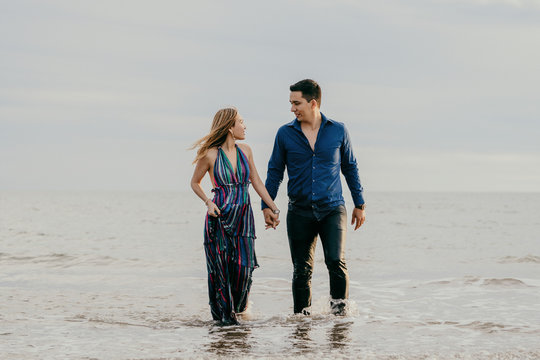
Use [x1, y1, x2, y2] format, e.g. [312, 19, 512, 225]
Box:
[262, 79, 366, 315]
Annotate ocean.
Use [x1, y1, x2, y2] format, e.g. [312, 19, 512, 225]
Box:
[1, 191, 539, 359]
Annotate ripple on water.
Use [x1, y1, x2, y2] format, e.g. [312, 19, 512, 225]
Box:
[0, 252, 75, 265]
[0, 252, 153, 268]
[498, 255, 540, 264]
[481, 278, 528, 287]
[423, 276, 530, 288]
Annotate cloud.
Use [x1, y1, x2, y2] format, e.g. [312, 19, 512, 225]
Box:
[1, 1, 539, 191]
[450, 0, 540, 8]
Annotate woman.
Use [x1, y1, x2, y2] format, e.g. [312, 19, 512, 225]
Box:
[190, 107, 280, 325]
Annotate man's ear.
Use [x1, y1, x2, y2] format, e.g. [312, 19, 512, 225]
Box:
[310, 99, 318, 109]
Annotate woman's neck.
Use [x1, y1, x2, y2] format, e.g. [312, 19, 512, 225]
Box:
[222, 135, 236, 152]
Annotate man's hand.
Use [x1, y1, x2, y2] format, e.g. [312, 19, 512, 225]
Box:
[263, 208, 280, 229]
[351, 208, 365, 230]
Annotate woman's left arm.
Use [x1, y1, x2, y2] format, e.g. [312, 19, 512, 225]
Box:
[241, 144, 279, 213]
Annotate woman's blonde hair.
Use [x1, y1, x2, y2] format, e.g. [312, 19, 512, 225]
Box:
[191, 107, 238, 164]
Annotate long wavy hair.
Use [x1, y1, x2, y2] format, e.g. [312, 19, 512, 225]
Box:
[191, 107, 238, 164]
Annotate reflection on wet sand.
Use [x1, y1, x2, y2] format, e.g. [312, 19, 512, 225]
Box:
[328, 320, 352, 349]
[206, 325, 251, 356]
[289, 318, 353, 353]
[289, 320, 313, 354]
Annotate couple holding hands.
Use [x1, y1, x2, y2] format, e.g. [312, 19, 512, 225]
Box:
[191, 79, 366, 325]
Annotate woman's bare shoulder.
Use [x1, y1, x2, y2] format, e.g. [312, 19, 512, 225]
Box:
[237, 143, 252, 155]
[198, 147, 218, 165]
[206, 147, 219, 156]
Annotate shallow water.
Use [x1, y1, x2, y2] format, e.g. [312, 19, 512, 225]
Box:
[1, 191, 539, 359]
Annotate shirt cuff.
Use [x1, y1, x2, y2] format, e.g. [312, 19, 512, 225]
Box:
[353, 194, 365, 207]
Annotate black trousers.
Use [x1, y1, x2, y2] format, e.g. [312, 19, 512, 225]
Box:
[286, 205, 349, 313]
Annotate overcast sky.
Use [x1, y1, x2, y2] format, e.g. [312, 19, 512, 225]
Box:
[1, 0, 539, 192]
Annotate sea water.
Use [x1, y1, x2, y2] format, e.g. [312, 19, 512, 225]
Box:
[1, 191, 539, 359]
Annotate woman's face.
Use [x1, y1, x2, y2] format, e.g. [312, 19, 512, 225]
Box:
[230, 115, 246, 140]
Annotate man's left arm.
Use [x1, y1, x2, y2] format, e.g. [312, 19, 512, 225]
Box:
[340, 126, 366, 230]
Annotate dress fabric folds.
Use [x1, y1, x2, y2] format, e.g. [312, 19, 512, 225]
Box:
[204, 145, 258, 324]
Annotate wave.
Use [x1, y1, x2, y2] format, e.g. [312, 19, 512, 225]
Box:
[64, 301, 360, 332]
[424, 276, 530, 288]
[66, 313, 216, 330]
[481, 278, 528, 287]
[0, 252, 146, 268]
[0, 252, 75, 264]
[456, 321, 509, 333]
[66, 315, 154, 328]
[498, 255, 540, 264]
[78, 351, 540, 360]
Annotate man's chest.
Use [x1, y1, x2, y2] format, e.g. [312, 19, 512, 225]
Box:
[284, 129, 342, 165]
[302, 128, 318, 151]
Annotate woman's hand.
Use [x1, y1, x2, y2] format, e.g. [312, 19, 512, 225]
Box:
[206, 201, 221, 217]
[263, 208, 280, 229]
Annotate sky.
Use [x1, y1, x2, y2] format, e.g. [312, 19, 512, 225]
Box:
[1, 0, 539, 192]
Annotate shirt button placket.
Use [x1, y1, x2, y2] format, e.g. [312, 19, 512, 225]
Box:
[311, 152, 315, 199]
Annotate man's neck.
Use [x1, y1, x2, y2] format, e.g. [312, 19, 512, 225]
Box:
[301, 110, 322, 130]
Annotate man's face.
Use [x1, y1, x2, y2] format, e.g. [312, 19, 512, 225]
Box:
[289, 91, 312, 121]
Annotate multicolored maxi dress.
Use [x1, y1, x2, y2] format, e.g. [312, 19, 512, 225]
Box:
[204, 145, 258, 324]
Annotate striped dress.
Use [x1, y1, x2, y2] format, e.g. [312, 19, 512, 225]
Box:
[204, 144, 258, 324]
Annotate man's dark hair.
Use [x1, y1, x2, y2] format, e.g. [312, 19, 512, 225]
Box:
[290, 79, 321, 107]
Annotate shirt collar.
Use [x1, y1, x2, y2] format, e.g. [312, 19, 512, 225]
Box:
[288, 112, 333, 130]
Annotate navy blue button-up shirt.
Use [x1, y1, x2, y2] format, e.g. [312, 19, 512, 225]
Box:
[262, 113, 364, 220]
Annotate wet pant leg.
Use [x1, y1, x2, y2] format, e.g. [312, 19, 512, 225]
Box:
[287, 211, 318, 314]
[318, 205, 349, 301]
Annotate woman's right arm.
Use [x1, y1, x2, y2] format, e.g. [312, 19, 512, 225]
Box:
[190, 156, 221, 217]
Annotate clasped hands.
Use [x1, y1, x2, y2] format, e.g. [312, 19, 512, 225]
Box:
[262, 208, 280, 230]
